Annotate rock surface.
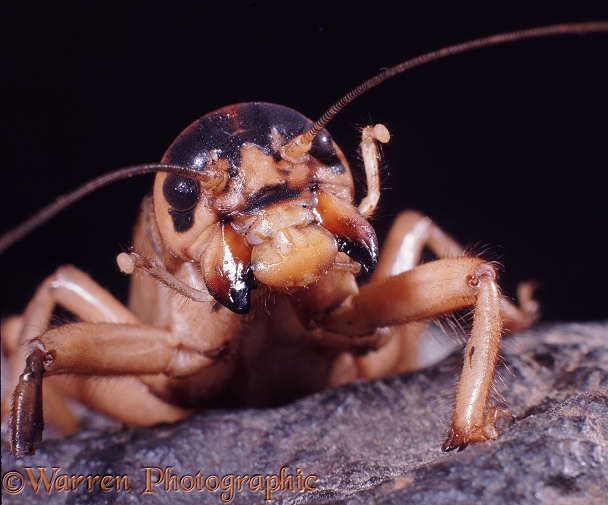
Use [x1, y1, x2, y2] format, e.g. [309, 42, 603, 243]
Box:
[2, 322, 607, 504]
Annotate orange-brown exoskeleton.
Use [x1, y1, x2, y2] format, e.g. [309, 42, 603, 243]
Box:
[2, 22, 607, 457]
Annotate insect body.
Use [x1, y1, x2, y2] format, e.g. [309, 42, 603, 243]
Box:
[2, 22, 606, 457]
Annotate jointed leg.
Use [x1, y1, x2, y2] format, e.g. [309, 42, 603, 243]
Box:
[6, 265, 210, 456]
[352, 210, 537, 379]
[442, 267, 503, 451]
[321, 256, 509, 450]
[3, 265, 139, 418]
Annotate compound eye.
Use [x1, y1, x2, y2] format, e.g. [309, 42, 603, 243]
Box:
[162, 174, 201, 211]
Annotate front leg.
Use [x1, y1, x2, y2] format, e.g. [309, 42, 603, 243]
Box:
[9, 348, 46, 457]
[442, 264, 503, 451]
[9, 320, 214, 456]
[321, 257, 507, 451]
[5, 265, 215, 457]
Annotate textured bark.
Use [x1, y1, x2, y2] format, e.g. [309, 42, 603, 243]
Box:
[2, 322, 607, 504]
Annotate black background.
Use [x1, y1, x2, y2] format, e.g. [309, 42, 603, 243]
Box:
[2, 2, 607, 321]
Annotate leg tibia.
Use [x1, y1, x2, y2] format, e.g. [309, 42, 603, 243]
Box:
[442, 267, 503, 451]
[9, 348, 46, 457]
[320, 255, 507, 451]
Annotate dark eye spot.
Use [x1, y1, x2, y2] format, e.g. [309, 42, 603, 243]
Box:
[162, 174, 200, 211]
[169, 208, 195, 232]
[310, 130, 345, 173]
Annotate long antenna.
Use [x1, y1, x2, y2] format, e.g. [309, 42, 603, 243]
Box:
[2, 21, 607, 252]
[0, 164, 221, 254]
[281, 21, 608, 160]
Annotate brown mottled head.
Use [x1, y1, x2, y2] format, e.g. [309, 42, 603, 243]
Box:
[153, 103, 378, 313]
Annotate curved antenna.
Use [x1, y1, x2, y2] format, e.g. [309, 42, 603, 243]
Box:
[0, 163, 224, 254]
[281, 21, 608, 160]
[3, 22, 607, 253]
